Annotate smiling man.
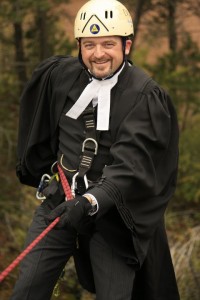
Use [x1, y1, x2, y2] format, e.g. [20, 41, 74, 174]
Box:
[81, 36, 132, 79]
[11, 0, 180, 299]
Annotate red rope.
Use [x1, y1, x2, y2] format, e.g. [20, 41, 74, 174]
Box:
[0, 217, 60, 283]
[57, 164, 73, 200]
[0, 164, 72, 283]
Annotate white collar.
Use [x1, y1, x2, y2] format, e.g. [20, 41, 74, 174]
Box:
[66, 64, 124, 131]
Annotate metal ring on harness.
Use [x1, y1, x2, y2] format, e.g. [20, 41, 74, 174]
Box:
[82, 138, 98, 155]
[51, 161, 58, 174]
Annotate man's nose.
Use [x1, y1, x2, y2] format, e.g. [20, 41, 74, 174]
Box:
[93, 45, 105, 58]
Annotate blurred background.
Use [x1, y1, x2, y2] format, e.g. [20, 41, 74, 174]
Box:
[0, 0, 200, 299]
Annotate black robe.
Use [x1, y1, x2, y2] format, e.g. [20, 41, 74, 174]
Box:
[16, 56, 180, 299]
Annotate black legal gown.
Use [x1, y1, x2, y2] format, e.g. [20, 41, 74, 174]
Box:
[16, 56, 180, 299]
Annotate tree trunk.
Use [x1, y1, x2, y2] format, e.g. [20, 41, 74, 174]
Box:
[13, 21, 27, 93]
[37, 9, 49, 61]
[167, 0, 177, 53]
[133, 0, 147, 43]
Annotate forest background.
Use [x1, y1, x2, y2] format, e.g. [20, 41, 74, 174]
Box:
[0, 0, 200, 299]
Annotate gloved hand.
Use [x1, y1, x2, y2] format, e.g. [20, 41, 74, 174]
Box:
[44, 196, 93, 229]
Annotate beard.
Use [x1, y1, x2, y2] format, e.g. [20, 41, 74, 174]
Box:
[89, 60, 114, 79]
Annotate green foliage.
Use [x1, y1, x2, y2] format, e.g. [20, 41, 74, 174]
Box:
[140, 33, 200, 211]
[0, 0, 76, 82]
[143, 33, 200, 100]
[177, 116, 200, 205]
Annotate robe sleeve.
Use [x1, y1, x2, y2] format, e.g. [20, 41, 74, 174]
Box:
[89, 85, 179, 242]
[16, 55, 82, 187]
[16, 56, 66, 187]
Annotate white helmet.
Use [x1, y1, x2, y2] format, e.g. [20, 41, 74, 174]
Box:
[74, 0, 134, 39]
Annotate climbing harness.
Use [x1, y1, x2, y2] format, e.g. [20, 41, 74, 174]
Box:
[72, 106, 99, 195]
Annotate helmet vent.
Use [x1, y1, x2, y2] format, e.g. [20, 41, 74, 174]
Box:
[80, 12, 86, 20]
[105, 11, 113, 19]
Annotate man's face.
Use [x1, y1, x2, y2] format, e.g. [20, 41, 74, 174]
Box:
[80, 36, 132, 79]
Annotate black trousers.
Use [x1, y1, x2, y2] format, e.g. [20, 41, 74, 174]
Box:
[90, 232, 135, 300]
[10, 204, 135, 300]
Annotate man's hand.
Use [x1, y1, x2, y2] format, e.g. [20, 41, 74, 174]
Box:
[44, 196, 93, 229]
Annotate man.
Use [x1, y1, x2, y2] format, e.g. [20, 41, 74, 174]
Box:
[11, 0, 180, 299]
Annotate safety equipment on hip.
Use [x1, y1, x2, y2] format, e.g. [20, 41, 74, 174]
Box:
[74, 0, 134, 39]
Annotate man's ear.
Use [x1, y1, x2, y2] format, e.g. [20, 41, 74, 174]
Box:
[76, 38, 80, 47]
[125, 40, 133, 55]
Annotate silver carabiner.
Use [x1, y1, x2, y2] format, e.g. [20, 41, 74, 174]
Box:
[36, 173, 51, 201]
[71, 172, 88, 198]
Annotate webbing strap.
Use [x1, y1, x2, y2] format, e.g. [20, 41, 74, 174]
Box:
[76, 106, 98, 194]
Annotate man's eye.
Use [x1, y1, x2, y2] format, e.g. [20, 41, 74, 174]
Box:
[85, 44, 93, 49]
[105, 43, 114, 48]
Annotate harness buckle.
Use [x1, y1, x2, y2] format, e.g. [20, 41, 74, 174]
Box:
[82, 138, 98, 155]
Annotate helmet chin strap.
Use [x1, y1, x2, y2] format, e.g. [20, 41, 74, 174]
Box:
[78, 37, 127, 81]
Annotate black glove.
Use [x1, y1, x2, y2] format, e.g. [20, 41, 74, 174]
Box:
[44, 196, 93, 229]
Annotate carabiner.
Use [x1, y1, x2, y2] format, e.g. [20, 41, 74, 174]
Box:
[36, 173, 51, 200]
[71, 172, 88, 198]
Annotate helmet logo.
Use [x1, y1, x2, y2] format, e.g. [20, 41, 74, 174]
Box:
[90, 24, 100, 34]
